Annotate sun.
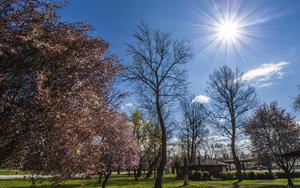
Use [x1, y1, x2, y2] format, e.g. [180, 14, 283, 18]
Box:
[193, 0, 264, 60]
[217, 21, 240, 42]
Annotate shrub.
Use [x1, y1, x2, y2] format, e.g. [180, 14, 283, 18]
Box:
[265, 172, 276, 180]
[255, 172, 265, 179]
[202, 171, 210, 180]
[247, 171, 256, 179]
[276, 171, 300, 179]
[294, 171, 300, 178]
[192, 171, 202, 180]
[220, 172, 228, 180]
[188, 170, 195, 179]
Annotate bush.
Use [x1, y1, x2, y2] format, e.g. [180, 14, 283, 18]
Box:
[202, 171, 210, 180]
[220, 172, 228, 180]
[220, 172, 236, 180]
[265, 172, 276, 180]
[227, 172, 235, 180]
[192, 171, 202, 180]
[220, 171, 275, 180]
[188, 170, 195, 179]
[247, 171, 256, 179]
[276, 171, 300, 179]
[294, 171, 300, 178]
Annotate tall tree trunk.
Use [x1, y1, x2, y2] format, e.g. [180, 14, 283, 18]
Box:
[154, 97, 166, 188]
[154, 129, 166, 188]
[230, 115, 242, 181]
[102, 171, 111, 188]
[183, 157, 189, 186]
[190, 130, 196, 164]
[231, 138, 242, 180]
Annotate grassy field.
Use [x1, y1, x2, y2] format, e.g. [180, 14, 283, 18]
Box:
[0, 169, 29, 176]
[0, 174, 300, 188]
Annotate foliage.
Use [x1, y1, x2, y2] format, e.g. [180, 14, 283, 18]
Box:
[220, 171, 275, 180]
[245, 102, 300, 186]
[293, 86, 300, 111]
[0, 0, 139, 182]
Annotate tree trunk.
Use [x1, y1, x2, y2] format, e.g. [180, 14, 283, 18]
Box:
[230, 116, 242, 181]
[146, 163, 153, 178]
[267, 165, 272, 174]
[102, 171, 111, 188]
[134, 169, 138, 182]
[231, 137, 242, 180]
[154, 135, 166, 188]
[183, 157, 189, 186]
[146, 153, 160, 179]
[154, 95, 166, 188]
[98, 173, 102, 184]
[190, 130, 196, 164]
[117, 168, 120, 175]
[285, 171, 294, 187]
[137, 161, 143, 177]
[171, 166, 175, 174]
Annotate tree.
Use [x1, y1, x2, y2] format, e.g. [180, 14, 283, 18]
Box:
[0, 0, 123, 180]
[96, 113, 139, 188]
[179, 96, 208, 164]
[201, 137, 229, 160]
[130, 108, 147, 180]
[125, 23, 192, 188]
[245, 102, 300, 187]
[294, 86, 300, 111]
[206, 65, 257, 180]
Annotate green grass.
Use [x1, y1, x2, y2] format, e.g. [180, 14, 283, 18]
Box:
[0, 174, 300, 188]
[0, 169, 29, 176]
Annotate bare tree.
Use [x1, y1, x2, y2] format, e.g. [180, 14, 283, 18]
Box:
[201, 137, 229, 160]
[179, 96, 208, 164]
[206, 65, 257, 180]
[294, 85, 300, 111]
[125, 23, 192, 188]
[245, 102, 300, 187]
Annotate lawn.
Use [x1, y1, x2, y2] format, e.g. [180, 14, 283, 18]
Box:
[0, 174, 300, 188]
[0, 169, 29, 176]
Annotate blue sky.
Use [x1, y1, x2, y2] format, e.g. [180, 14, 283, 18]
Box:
[58, 0, 300, 121]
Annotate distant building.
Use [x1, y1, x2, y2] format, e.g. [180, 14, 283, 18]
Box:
[179, 158, 227, 178]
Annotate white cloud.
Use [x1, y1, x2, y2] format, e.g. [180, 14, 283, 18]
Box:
[120, 102, 135, 114]
[241, 61, 289, 87]
[192, 95, 210, 104]
[125, 103, 133, 107]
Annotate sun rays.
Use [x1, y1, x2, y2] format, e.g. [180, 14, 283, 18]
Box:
[192, 0, 265, 61]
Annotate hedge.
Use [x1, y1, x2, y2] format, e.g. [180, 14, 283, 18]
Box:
[220, 171, 275, 180]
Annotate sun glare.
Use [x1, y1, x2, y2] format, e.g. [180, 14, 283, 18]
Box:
[193, 0, 264, 61]
[217, 21, 239, 42]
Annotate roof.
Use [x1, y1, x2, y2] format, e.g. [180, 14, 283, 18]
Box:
[191, 159, 227, 166]
[224, 157, 256, 163]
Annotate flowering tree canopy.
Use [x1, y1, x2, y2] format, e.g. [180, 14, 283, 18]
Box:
[0, 0, 139, 181]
